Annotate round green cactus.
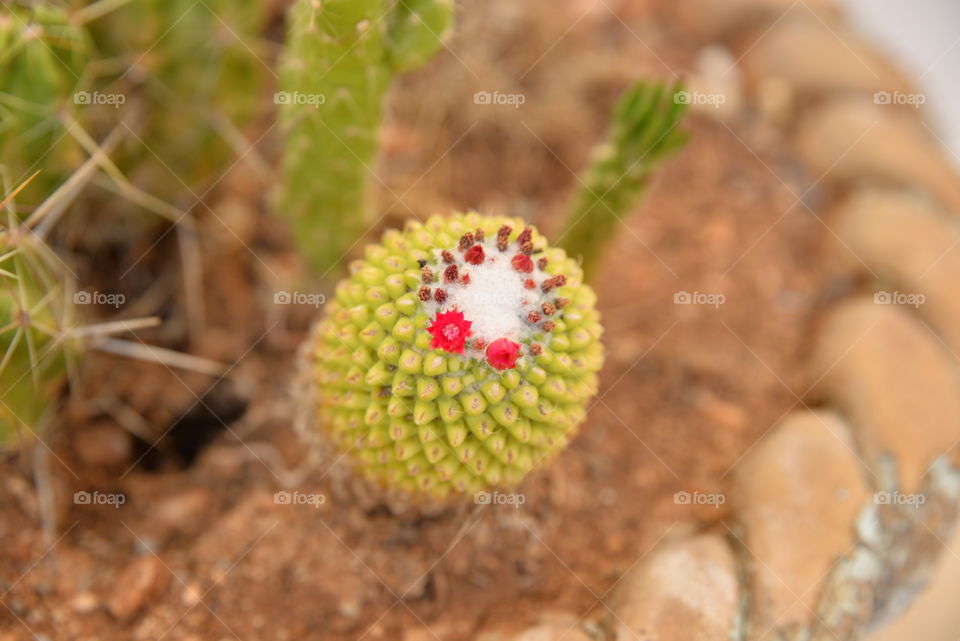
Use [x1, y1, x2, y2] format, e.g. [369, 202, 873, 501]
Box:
[301, 213, 604, 499]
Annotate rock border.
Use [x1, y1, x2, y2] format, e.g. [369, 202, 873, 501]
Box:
[502, 1, 960, 639]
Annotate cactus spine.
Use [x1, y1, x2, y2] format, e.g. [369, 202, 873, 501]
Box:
[0, 215, 73, 445]
[559, 81, 689, 278]
[1, 1, 268, 209]
[0, 4, 90, 205]
[88, 0, 269, 199]
[279, 0, 453, 276]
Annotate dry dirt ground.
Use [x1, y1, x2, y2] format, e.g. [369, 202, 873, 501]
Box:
[0, 1, 835, 639]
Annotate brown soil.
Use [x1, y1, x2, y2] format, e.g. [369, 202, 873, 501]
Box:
[0, 1, 833, 640]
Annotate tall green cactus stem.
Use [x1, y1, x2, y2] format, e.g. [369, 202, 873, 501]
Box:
[559, 81, 689, 278]
[387, 0, 454, 71]
[280, 0, 453, 277]
[0, 4, 90, 205]
[300, 213, 604, 499]
[0, 222, 72, 445]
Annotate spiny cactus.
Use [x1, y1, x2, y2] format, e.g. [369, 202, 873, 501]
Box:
[0, 3, 91, 205]
[89, 0, 269, 199]
[1, 0, 266, 209]
[279, 0, 454, 276]
[560, 81, 689, 277]
[386, 0, 455, 71]
[0, 212, 73, 445]
[300, 213, 604, 499]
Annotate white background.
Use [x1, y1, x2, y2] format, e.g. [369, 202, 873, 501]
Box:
[839, 0, 960, 168]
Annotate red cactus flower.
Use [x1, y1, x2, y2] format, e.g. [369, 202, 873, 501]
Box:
[511, 254, 533, 273]
[427, 309, 472, 354]
[485, 338, 521, 370]
[464, 244, 485, 265]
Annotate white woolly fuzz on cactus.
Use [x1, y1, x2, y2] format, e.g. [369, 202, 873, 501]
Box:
[418, 227, 567, 365]
[428, 246, 534, 341]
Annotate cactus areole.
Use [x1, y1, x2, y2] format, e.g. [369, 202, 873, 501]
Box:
[303, 214, 604, 499]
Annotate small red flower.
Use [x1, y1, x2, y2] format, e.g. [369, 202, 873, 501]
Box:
[464, 244, 485, 265]
[511, 254, 533, 273]
[427, 309, 472, 354]
[485, 338, 521, 370]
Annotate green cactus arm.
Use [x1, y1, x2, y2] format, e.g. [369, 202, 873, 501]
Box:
[558, 81, 689, 278]
[279, 0, 453, 278]
[386, 0, 453, 72]
[279, 0, 391, 277]
[0, 233, 70, 444]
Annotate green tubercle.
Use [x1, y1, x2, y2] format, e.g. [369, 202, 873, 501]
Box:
[301, 213, 604, 500]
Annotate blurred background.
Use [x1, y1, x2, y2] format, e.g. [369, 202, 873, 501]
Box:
[1, 1, 959, 640]
[841, 0, 960, 163]
[838, 4, 960, 639]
